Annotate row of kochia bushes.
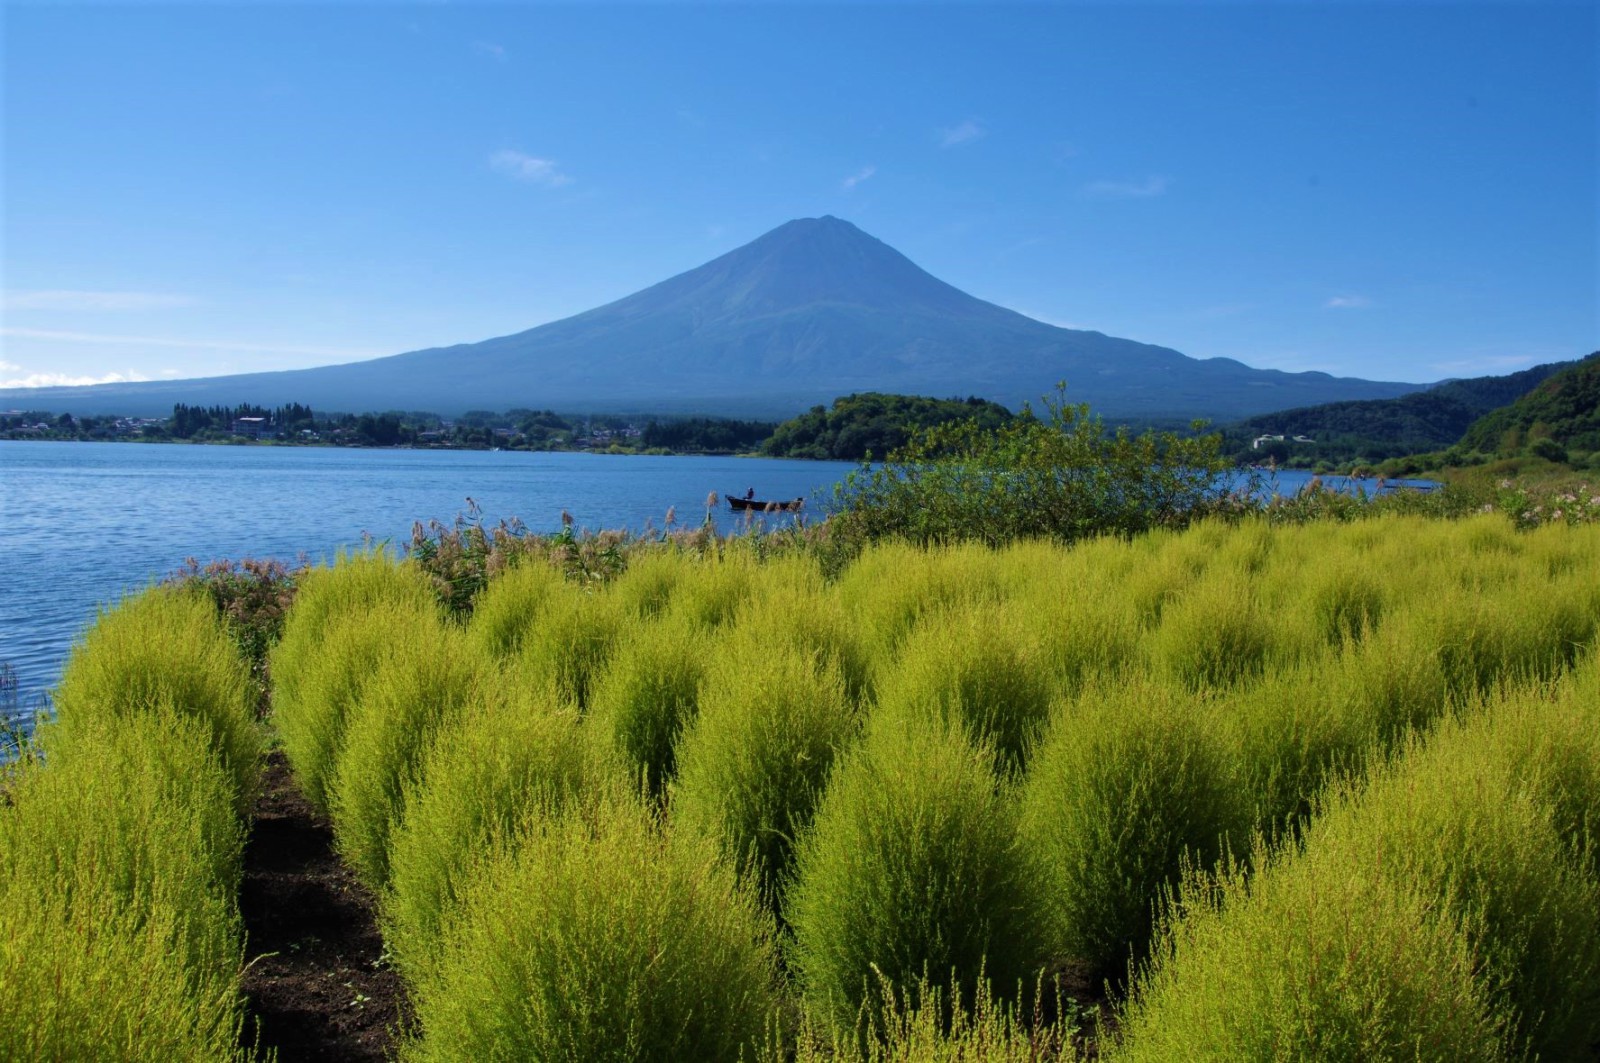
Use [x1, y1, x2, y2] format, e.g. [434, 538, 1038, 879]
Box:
[266, 513, 1600, 1061]
[0, 587, 263, 1060]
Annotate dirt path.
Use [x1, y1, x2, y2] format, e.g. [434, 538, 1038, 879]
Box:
[239, 751, 409, 1061]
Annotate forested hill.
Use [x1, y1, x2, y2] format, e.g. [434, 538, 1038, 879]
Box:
[1458, 352, 1600, 457]
[762, 393, 1013, 461]
[1224, 356, 1582, 452]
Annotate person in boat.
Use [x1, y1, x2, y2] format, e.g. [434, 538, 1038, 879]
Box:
[746, 488, 756, 500]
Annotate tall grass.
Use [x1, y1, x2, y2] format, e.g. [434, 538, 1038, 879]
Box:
[670, 632, 858, 904]
[1017, 680, 1245, 983]
[329, 620, 491, 893]
[786, 711, 1047, 1035]
[383, 681, 597, 984]
[401, 790, 780, 1062]
[49, 583, 260, 811]
[1, 708, 253, 1060]
[271, 553, 442, 812]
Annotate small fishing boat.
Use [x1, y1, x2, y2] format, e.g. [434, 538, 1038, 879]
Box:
[726, 494, 804, 512]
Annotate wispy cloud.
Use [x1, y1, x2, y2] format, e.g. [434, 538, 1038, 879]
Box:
[4, 290, 196, 312]
[0, 366, 152, 389]
[1, 327, 381, 360]
[1083, 176, 1169, 199]
[841, 165, 877, 190]
[939, 120, 985, 148]
[489, 150, 572, 187]
[1323, 294, 1373, 310]
[472, 40, 507, 62]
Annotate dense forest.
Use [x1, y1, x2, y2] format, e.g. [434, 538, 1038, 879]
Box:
[1457, 353, 1600, 459]
[762, 393, 1014, 461]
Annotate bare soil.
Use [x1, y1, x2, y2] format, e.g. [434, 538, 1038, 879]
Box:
[239, 751, 409, 1061]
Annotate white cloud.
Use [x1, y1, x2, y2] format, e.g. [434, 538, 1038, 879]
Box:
[1324, 294, 1373, 309]
[939, 120, 985, 148]
[473, 40, 507, 62]
[489, 150, 572, 187]
[0, 368, 152, 389]
[1083, 176, 1169, 199]
[1, 327, 380, 360]
[841, 165, 877, 190]
[3, 290, 196, 312]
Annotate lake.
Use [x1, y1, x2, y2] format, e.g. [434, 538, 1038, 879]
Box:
[0, 441, 857, 729]
[0, 441, 1432, 732]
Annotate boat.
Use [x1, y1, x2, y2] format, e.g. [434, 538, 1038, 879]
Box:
[726, 494, 804, 512]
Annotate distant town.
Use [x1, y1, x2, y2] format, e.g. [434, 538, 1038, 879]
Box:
[0, 403, 777, 455]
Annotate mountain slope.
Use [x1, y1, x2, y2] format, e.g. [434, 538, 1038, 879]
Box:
[1458, 352, 1600, 455]
[1224, 357, 1584, 451]
[1, 217, 1423, 419]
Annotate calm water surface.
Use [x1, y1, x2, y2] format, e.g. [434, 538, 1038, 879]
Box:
[1, 441, 856, 727]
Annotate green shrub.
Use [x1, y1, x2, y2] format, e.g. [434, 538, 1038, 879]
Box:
[665, 553, 758, 630]
[48, 583, 260, 811]
[731, 579, 875, 708]
[508, 584, 629, 711]
[785, 972, 1076, 1063]
[402, 792, 780, 1062]
[1003, 543, 1140, 696]
[1314, 716, 1600, 1059]
[1112, 851, 1509, 1062]
[467, 559, 564, 657]
[1, 709, 252, 1060]
[383, 683, 596, 984]
[271, 552, 441, 811]
[835, 542, 1008, 663]
[610, 547, 685, 619]
[786, 712, 1047, 1035]
[329, 621, 490, 893]
[670, 634, 858, 904]
[1151, 574, 1273, 690]
[587, 614, 708, 798]
[272, 597, 443, 814]
[1017, 680, 1244, 983]
[873, 602, 1055, 775]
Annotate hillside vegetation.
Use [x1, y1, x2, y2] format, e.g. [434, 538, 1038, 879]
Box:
[1459, 351, 1600, 460]
[762, 392, 1013, 460]
[1223, 355, 1582, 466]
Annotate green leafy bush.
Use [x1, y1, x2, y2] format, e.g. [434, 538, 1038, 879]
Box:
[49, 584, 260, 812]
[587, 614, 708, 798]
[329, 621, 490, 892]
[873, 602, 1055, 775]
[1, 709, 253, 1060]
[670, 633, 858, 904]
[1017, 681, 1245, 983]
[786, 712, 1047, 1034]
[383, 683, 597, 983]
[830, 386, 1234, 548]
[402, 792, 780, 1062]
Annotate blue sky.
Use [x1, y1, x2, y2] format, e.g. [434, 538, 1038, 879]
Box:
[2, 2, 1595, 393]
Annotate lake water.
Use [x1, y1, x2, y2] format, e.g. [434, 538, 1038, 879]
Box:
[0, 441, 1432, 732]
[0, 441, 857, 729]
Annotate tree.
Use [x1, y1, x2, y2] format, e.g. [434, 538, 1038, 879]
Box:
[830, 386, 1234, 548]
